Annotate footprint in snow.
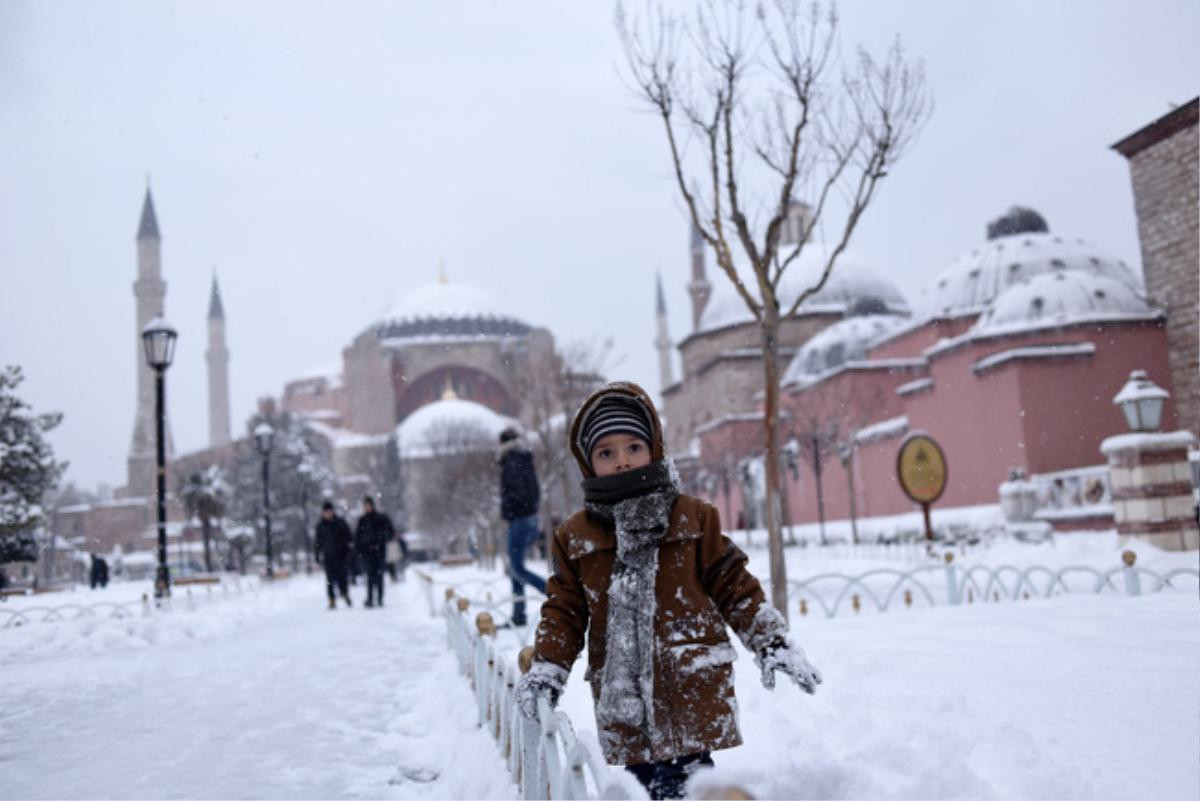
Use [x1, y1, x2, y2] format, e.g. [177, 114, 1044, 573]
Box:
[388, 766, 439, 785]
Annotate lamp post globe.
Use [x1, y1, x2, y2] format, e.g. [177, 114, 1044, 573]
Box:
[141, 316, 177, 599]
[1113, 370, 1169, 433]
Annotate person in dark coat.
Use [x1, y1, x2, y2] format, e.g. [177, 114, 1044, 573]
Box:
[354, 496, 395, 608]
[498, 427, 546, 626]
[315, 501, 354, 609]
[89, 554, 108, 590]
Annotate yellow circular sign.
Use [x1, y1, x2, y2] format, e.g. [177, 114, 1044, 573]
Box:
[896, 432, 948, 505]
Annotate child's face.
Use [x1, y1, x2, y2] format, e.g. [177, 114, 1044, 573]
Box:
[590, 433, 652, 476]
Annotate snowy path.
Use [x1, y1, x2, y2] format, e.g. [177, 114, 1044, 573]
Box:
[0, 577, 516, 800]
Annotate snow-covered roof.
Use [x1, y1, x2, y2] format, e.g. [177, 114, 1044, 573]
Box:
[396, 399, 515, 458]
[374, 280, 531, 343]
[781, 314, 907, 385]
[697, 244, 909, 334]
[918, 230, 1142, 321]
[972, 272, 1154, 336]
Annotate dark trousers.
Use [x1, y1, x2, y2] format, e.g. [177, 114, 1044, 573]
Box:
[626, 752, 713, 800]
[323, 558, 349, 601]
[506, 515, 546, 625]
[365, 557, 385, 606]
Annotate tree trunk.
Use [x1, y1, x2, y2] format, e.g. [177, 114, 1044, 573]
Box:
[847, 451, 860, 546]
[201, 516, 213, 573]
[760, 315, 789, 622]
[812, 435, 828, 545]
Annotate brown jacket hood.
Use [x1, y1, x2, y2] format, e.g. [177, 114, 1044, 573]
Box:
[568, 381, 666, 479]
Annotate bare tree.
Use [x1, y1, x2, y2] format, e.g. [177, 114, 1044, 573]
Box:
[787, 379, 886, 545]
[408, 419, 500, 559]
[516, 337, 615, 528]
[617, 0, 929, 617]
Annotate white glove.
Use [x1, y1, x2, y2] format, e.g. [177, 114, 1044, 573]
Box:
[515, 660, 569, 721]
[757, 639, 822, 694]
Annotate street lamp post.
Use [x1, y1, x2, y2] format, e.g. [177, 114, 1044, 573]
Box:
[142, 316, 178, 599]
[254, 423, 275, 579]
[297, 462, 312, 574]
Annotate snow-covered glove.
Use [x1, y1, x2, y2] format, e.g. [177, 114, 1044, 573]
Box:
[756, 638, 822, 694]
[515, 660, 569, 721]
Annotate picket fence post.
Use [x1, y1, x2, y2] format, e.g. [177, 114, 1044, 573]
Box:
[1122, 551, 1141, 596]
[944, 552, 959, 606]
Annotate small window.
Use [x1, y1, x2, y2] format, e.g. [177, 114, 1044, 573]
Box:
[1094, 289, 1107, 300]
[1030, 297, 1045, 316]
[1050, 258, 1066, 270]
[1008, 263, 1021, 273]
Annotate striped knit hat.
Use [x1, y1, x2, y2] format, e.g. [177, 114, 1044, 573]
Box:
[577, 394, 655, 460]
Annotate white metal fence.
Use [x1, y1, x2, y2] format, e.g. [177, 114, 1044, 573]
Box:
[441, 590, 632, 800]
[784, 551, 1199, 618]
[0, 576, 263, 629]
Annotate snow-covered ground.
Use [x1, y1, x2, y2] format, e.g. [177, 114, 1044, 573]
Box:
[0, 575, 516, 800]
[3, 534, 1197, 800]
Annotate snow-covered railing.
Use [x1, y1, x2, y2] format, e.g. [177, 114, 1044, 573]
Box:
[785, 551, 1199, 618]
[443, 590, 629, 800]
[0, 576, 261, 630]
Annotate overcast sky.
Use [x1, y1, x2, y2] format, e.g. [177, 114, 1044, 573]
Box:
[1, 1, 1196, 492]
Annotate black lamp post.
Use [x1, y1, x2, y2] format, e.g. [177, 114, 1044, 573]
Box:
[254, 422, 275, 579]
[142, 316, 178, 599]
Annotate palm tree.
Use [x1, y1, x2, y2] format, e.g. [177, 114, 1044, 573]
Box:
[179, 466, 229, 573]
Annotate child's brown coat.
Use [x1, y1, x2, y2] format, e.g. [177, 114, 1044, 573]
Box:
[532, 382, 783, 765]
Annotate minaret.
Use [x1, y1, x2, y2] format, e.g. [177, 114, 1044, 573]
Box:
[655, 273, 675, 390]
[687, 220, 711, 330]
[207, 274, 232, 448]
[127, 187, 171, 498]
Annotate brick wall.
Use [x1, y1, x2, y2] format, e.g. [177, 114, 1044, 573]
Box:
[1116, 102, 1199, 438]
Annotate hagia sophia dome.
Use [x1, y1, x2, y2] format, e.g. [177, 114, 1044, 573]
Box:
[697, 244, 910, 333]
[372, 278, 531, 344]
[917, 206, 1144, 321]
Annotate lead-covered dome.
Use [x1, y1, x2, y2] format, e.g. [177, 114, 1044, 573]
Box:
[374, 280, 531, 342]
[782, 313, 906, 386]
[918, 207, 1142, 320]
[698, 244, 909, 333]
[972, 271, 1155, 335]
[396, 398, 515, 458]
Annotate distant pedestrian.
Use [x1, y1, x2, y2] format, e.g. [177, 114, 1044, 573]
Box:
[355, 496, 395, 608]
[498, 427, 545, 626]
[89, 554, 109, 590]
[315, 501, 353, 609]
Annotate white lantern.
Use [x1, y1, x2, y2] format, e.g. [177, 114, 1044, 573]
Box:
[1112, 370, 1168, 433]
[141, 317, 178, 370]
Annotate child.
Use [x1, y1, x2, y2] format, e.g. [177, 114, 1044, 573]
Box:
[516, 382, 821, 800]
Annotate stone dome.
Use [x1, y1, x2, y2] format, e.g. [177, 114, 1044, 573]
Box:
[698, 244, 909, 333]
[374, 280, 531, 342]
[972, 271, 1155, 335]
[396, 398, 515, 458]
[918, 207, 1142, 320]
[782, 313, 907, 385]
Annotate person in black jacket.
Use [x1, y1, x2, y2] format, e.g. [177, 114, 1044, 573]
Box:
[354, 496, 395, 608]
[498, 427, 546, 626]
[315, 501, 354, 609]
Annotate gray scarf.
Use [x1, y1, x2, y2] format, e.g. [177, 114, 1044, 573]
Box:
[583, 460, 678, 758]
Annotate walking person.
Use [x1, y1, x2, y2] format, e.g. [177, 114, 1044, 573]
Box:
[516, 382, 821, 800]
[498, 427, 546, 627]
[314, 501, 353, 609]
[355, 496, 394, 608]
